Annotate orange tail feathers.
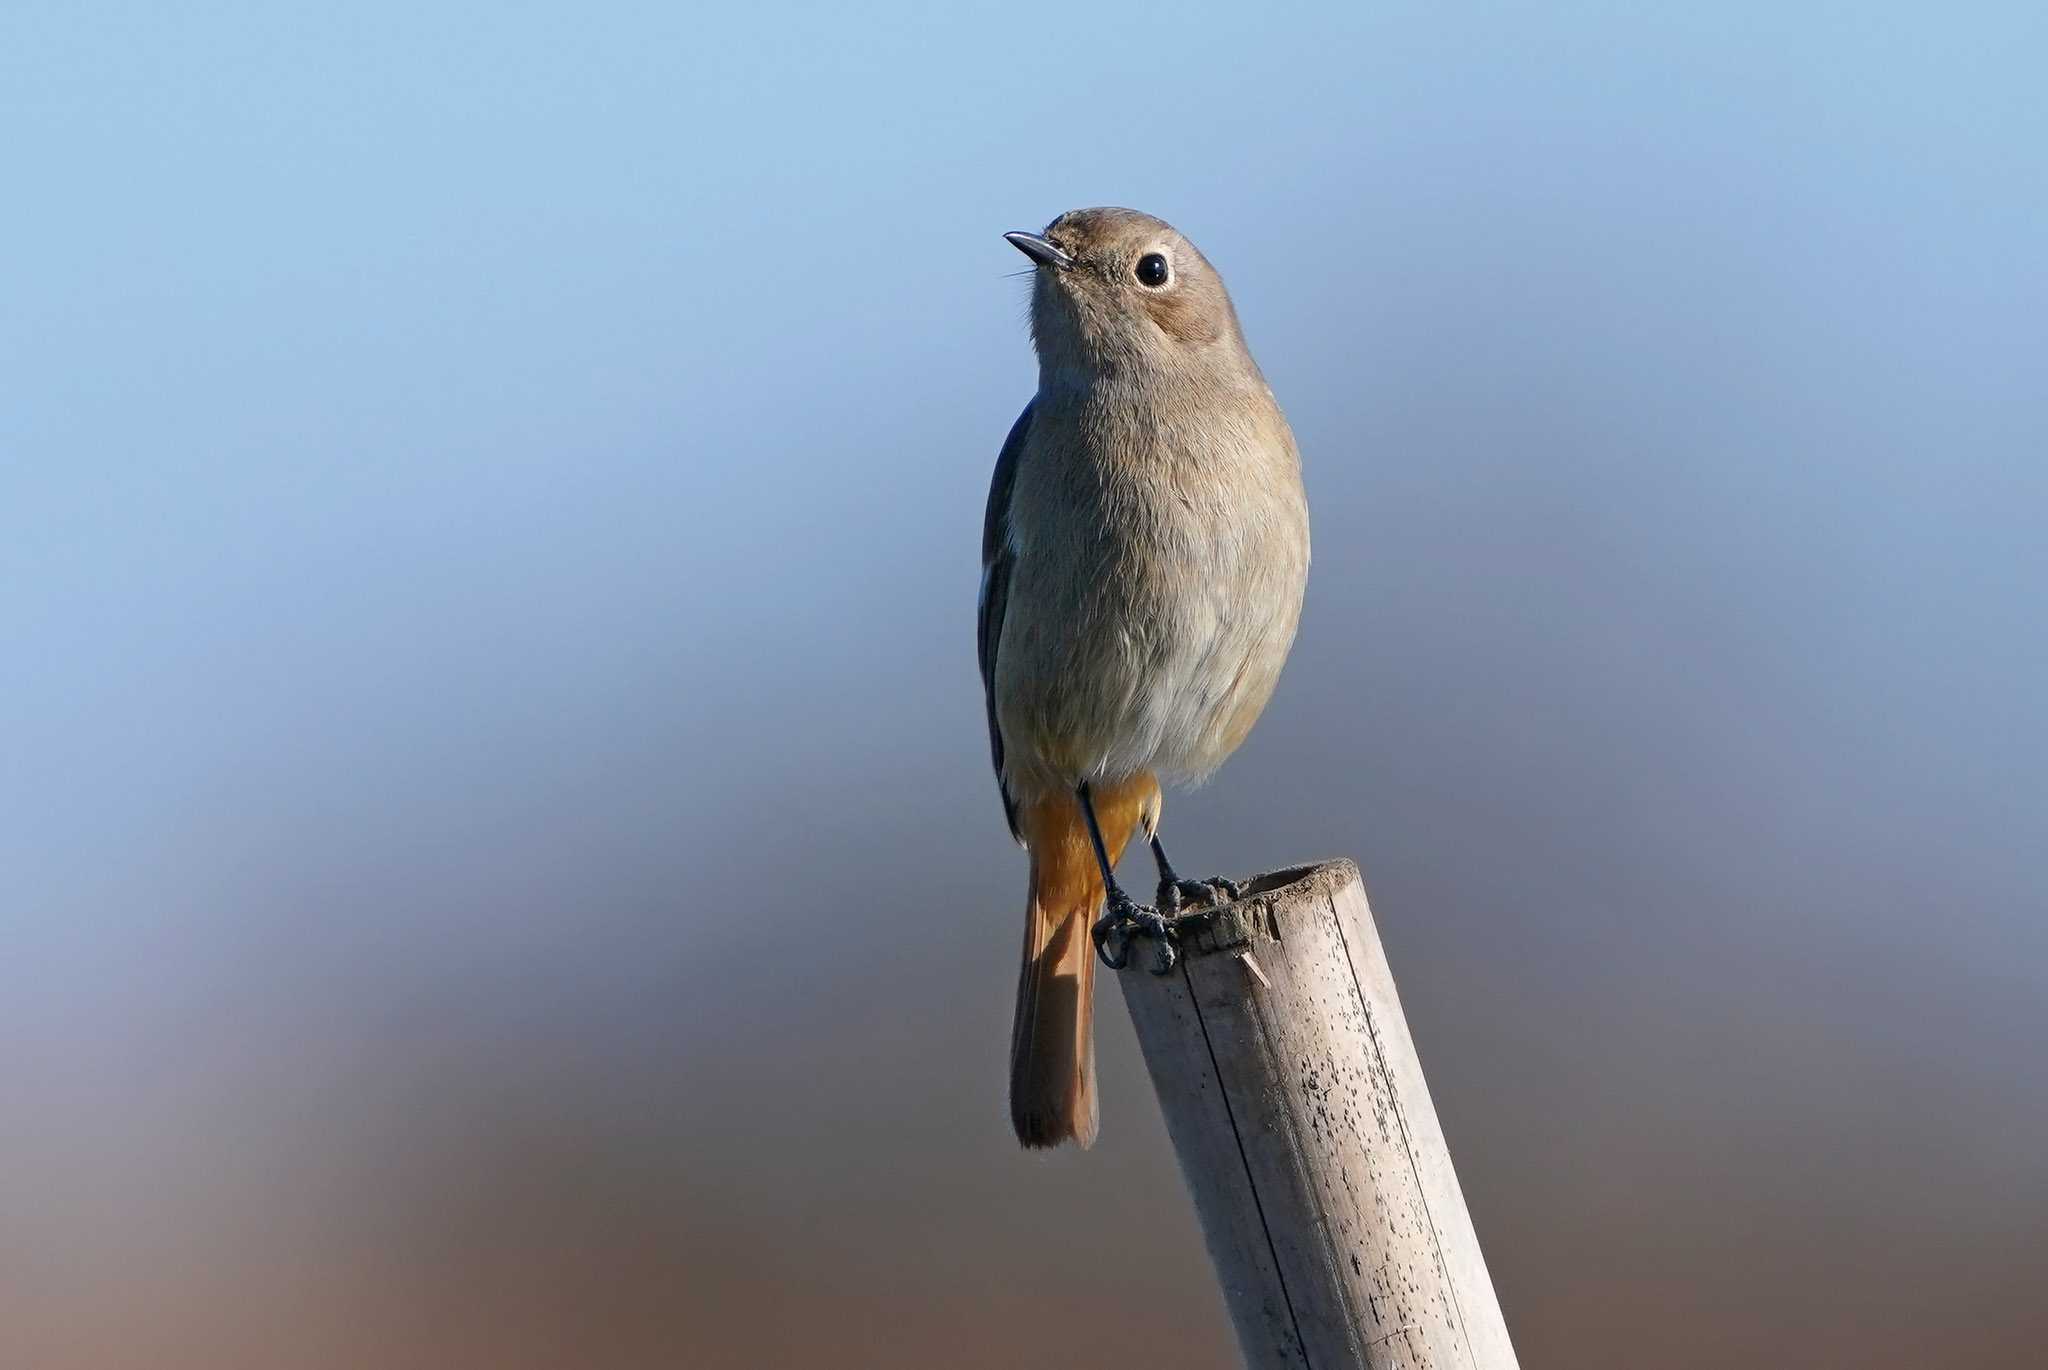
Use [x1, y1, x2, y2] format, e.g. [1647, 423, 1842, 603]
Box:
[1009, 773, 1160, 1149]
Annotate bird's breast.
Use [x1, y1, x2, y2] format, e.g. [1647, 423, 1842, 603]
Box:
[995, 384, 1308, 791]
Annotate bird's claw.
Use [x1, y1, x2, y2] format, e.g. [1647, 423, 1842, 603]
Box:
[1156, 875, 1242, 917]
[1092, 892, 1178, 974]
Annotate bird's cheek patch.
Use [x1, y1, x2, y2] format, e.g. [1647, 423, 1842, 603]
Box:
[1143, 291, 1223, 346]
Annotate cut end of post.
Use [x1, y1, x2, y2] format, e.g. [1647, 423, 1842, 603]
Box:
[1136, 858, 1360, 965]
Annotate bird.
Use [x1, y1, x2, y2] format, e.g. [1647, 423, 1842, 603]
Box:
[981, 208, 1310, 1148]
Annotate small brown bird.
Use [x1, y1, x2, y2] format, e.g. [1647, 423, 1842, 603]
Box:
[981, 208, 1310, 1148]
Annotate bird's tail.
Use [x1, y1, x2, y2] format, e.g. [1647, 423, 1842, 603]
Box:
[1010, 774, 1159, 1149]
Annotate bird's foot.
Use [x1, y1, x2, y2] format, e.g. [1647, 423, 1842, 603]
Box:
[1092, 889, 1177, 975]
[1156, 875, 1242, 917]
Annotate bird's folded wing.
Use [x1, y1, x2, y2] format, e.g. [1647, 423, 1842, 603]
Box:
[979, 400, 1034, 840]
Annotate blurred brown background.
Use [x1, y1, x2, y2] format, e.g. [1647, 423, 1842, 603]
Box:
[5, 3, 2044, 1367]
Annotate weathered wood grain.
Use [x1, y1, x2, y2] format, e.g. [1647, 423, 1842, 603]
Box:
[1116, 860, 1518, 1370]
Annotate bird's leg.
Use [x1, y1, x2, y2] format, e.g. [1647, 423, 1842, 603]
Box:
[1150, 834, 1242, 916]
[1079, 782, 1176, 975]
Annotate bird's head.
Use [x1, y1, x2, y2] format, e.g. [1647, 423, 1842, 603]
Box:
[1006, 208, 1251, 382]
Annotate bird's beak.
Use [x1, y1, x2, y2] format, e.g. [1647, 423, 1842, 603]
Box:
[1005, 230, 1073, 271]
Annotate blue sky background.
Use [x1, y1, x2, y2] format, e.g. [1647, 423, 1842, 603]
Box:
[4, 4, 2044, 1367]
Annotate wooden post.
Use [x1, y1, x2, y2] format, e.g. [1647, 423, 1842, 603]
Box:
[1115, 859, 1519, 1370]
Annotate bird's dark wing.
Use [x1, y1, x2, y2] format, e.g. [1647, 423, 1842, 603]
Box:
[979, 400, 1033, 840]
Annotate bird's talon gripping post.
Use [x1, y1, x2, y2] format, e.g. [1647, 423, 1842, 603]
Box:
[1092, 910, 1132, 970]
[1143, 919, 1178, 975]
[1093, 893, 1177, 973]
[1157, 875, 1242, 916]
[1149, 836, 1240, 918]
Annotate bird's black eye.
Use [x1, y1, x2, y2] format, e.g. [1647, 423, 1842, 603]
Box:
[1135, 253, 1170, 287]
